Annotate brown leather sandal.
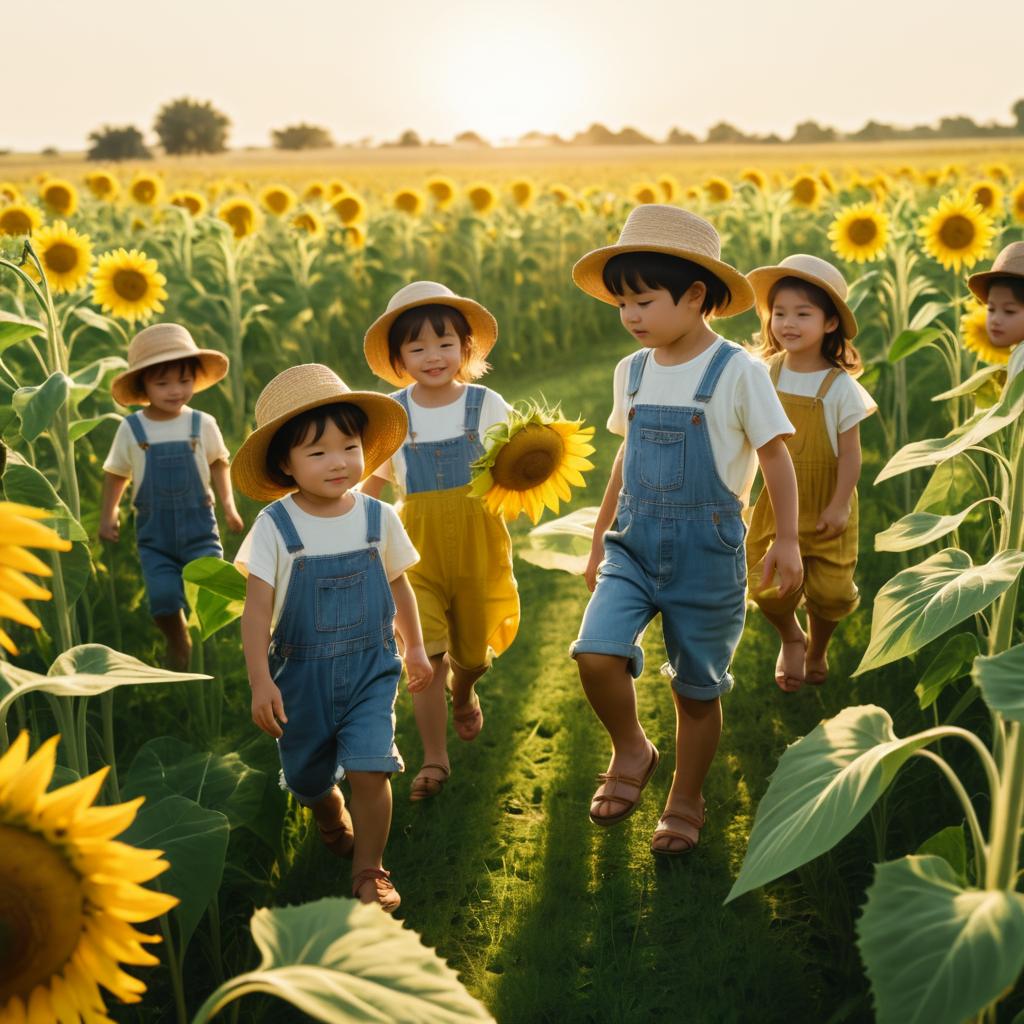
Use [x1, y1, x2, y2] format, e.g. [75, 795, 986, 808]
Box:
[410, 763, 450, 802]
[589, 742, 660, 827]
[453, 695, 484, 742]
[317, 805, 355, 858]
[352, 868, 401, 913]
[651, 805, 706, 857]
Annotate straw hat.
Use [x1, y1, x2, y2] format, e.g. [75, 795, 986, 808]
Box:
[746, 254, 858, 339]
[968, 241, 1024, 301]
[111, 323, 229, 407]
[571, 204, 754, 318]
[363, 281, 498, 387]
[231, 364, 408, 502]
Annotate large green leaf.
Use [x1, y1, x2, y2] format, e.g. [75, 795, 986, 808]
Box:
[183, 557, 247, 639]
[12, 371, 72, 443]
[727, 705, 933, 901]
[68, 412, 122, 442]
[857, 856, 1024, 1024]
[915, 825, 968, 884]
[69, 356, 128, 408]
[121, 794, 229, 953]
[915, 632, 980, 710]
[973, 643, 1024, 722]
[0, 311, 44, 354]
[914, 455, 983, 516]
[854, 548, 1024, 676]
[517, 506, 599, 575]
[874, 499, 994, 553]
[888, 326, 944, 364]
[73, 306, 130, 346]
[192, 897, 494, 1024]
[932, 363, 1006, 402]
[1, 456, 87, 542]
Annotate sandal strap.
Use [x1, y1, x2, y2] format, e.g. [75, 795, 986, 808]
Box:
[651, 829, 698, 850]
[417, 762, 450, 778]
[657, 811, 705, 830]
[595, 771, 643, 788]
[352, 868, 393, 895]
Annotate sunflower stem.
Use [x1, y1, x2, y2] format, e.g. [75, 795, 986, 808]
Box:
[160, 914, 190, 1024]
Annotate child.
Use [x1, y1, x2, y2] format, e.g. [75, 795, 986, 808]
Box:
[570, 205, 802, 856]
[968, 241, 1024, 383]
[745, 254, 877, 691]
[100, 323, 243, 670]
[361, 282, 520, 802]
[233, 364, 432, 912]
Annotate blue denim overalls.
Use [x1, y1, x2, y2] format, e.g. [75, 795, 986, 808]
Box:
[571, 342, 747, 700]
[127, 410, 222, 616]
[265, 495, 404, 804]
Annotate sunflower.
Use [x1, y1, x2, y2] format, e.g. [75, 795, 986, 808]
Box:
[291, 210, 325, 238]
[328, 179, 352, 198]
[656, 174, 680, 202]
[960, 297, 1009, 365]
[828, 202, 890, 263]
[1012, 183, 1024, 224]
[0, 182, 20, 202]
[84, 171, 119, 201]
[392, 188, 425, 216]
[92, 248, 168, 322]
[818, 169, 837, 194]
[0, 502, 71, 655]
[0, 202, 43, 237]
[303, 181, 327, 202]
[967, 179, 1003, 215]
[31, 222, 93, 294]
[128, 173, 163, 207]
[985, 162, 1012, 183]
[39, 179, 78, 218]
[0, 732, 177, 1020]
[894, 165, 919, 182]
[343, 223, 367, 249]
[789, 174, 821, 208]
[467, 182, 498, 215]
[739, 167, 767, 191]
[918, 192, 995, 272]
[629, 181, 660, 205]
[867, 173, 892, 200]
[426, 176, 457, 209]
[704, 176, 732, 203]
[923, 169, 943, 188]
[217, 197, 260, 239]
[469, 403, 596, 524]
[260, 184, 297, 217]
[169, 189, 208, 217]
[509, 178, 536, 209]
[330, 192, 366, 225]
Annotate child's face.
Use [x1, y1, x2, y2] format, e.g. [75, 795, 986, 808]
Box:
[398, 317, 464, 387]
[985, 284, 1024, 350]
[143, 363, 196, 414]
[770, 286, 838, 359]
[280, 418, 365, 499]
[616, 282, 705, 348]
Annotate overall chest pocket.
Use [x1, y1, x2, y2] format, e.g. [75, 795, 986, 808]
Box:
[153, 452, 192, 498]
[315, 572, 366, 633]
[430, 443, 470, 488]
[638, 429, 686, 491]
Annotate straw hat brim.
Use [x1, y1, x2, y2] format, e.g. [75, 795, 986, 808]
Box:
[363, 295, 498, 387]
[111, 349, 230, 407]
[231, 391, 409, 503]
[571, 244, 755, 318]
[746, 266, 858, 339]
[967, 267, 1024, 302]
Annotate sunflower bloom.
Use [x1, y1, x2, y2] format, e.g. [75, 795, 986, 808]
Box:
[0, 182, 20, 202]
[467, 182, 498, 215]
[548, 183, 574, 205]
[828, 202, 890, 264]
[327, 179, 352, 198]
[960, 298, 1009, 365]
[30, 222, 94, 294]
[739, 168, 767, 191]
[0, 732, 178, 1020]
[129, 173, 163, 207]
[260, 184, 297, 217]
[343, 224, 367, 249]
[818, 169, 837, 194]
[426, 176, 457, 209]
[629, 182, 660, 206]
[92, 248, 168, 322]
[789, 174, 821, 208]
[291, 210, 325, 238]
[169, 190, 208, 217]
[303, 181, 328, 202]
[656, 174, 680, 202]
[985, 163, 1011, 183]
[331, 193, 366, 225]
[84, 171, 119, 201]
[0, 202, 43, 237]
[967, 179, 1003, 216]
[1012, 184, 1024, 225]
[39, 179, 78, 218]
[392, 188, 425, 217]
[918, 192, 995, 272]
[217, 197, 260, 239]
[0, 502, 71, 654]
[704, 177, 732, 203]
[509, 178, 536, 209]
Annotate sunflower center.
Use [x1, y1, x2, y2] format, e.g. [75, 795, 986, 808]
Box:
[973, 187, 993, 209]
[794, 179, 816, 203]
[848, 217, 878, 246]
[396, 193, 419, 213]
[113, 268, 149, 301]
[134, 181, 156, 203]
[267, 192, 289, 214]
[0, 824, 85, 1002]
[491, 424, 564, 491]
[46, 187, 71, 210]
[939, 214, 975, 250]
[0, 210, 31, 235]
[225, 207, 253, 236]
[44, 242, 80, 274]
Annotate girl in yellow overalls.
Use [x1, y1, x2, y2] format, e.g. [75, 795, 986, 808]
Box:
[362, 282, 520, 799]
[744, 255, 876, 692]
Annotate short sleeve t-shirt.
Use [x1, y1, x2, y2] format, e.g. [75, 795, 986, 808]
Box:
[102, 406, 230, 502]
[235, 492, 419, 629]
[775, 367, 878, 455]
[372, 385, 512, 498]
[607, 338, 794, 505]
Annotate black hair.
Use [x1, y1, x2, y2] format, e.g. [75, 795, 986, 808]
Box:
[136, 356, 201, 397]
[986, 275, 1024, 304]
[601, 251, 731, 316]
[265, 402, 369, 489]
[387, 303, 488, 381]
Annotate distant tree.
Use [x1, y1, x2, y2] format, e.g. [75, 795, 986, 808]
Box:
[936, 115, 983, 138]
[272, 123, 333, 150]
[154, 98, 230, 155]
[665, 127, 698, 145]
[87, 125, 151, 161]
[849, 119, 898, 142]
[518, 130, 566, 146]
[1013, 99, 1024, 133]
[571, 123, 618, 145]
[397, 129, 422, 147]
[454, 130, 490, 147]
[616, 126, 655, 145]
[791, 120, 837, 143]
[706, 121, 748, 144]
[40, 146, 59, 157]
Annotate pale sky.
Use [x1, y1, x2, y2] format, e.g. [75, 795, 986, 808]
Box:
[5, 0, 1022, 150]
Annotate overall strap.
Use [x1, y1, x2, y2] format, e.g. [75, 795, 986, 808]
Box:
[815, 367, 844, 401]
[189, 410, 201, 451]
[768, 351, 786, 387]
[694, 342, 740, 403]
[364, 495, 382, 544]
[126, 411, 149, 448]
[393, 388, 415, 440]
[463, 385, 485, 433]
[265, 501, 304, 554]
[626, 349, 650, 398]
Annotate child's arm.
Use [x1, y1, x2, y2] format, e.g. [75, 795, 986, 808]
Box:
[241, 575, 288, 738]
[818, 425, 861, 540]
[360, 475, 388, 500]
[584, 442, 625, 592]
[99, 472, 129, 542]
[755, 436, 803, 597]
[210, 459, 244, 533]
[389, 572, 433, 692]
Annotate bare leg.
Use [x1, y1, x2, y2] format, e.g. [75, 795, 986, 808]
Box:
[410, 654, 451, 796]
[758, 606, 806, 692]
[154, 611, 191, 671]
[310, 785, 353, 854]
[450, 657, 487, 741]
[805, 611, 839, 685]
[346, 771, 392, 881]
[576, 652, 655, 822]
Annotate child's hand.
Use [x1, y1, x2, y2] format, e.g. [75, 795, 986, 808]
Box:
[816, 504, 849, 540]
[99, 515, 120, 543]
[761, 538, 803, 598]
[584, 544, 604, 593]
[225, 508, 245, 533]
[403, 645, 433, 693]
[251, 680, 288, 738]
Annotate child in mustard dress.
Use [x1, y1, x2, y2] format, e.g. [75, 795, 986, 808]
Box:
[745, 255, 876, 691]
[361, 282, 520, 801]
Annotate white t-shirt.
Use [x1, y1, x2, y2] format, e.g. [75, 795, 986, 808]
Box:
[607, 338, 794, 504]
[775, 367, 878, 455]
[235, 492, 419, 629]
[372, 385, 512, 497]
[102, 406, 229, 502]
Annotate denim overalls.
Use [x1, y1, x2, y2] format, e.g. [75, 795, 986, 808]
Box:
[571, 342, 747, 700]
[265, 495, 404, 804]
[391, 385, 520, 668]
[127, 410, 222, 616]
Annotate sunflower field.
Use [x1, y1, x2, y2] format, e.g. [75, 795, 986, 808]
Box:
[1, 145, 1024, 1023]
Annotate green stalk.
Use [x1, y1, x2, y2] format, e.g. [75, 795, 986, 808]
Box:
[914, 749, 987, 880]
[159, 915, 189, 1024]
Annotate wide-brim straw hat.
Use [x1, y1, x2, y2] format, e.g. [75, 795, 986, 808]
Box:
[746, 253, 858, 339]
[231, 364, 408, 502]
[571, 204, 754, 318]
[968, 241, 1024, 301]
[111, 323, 229, 407]
[364, 281, 498, 387]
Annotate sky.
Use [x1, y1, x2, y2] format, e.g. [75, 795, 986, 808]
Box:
[4, 0, 1022, 151]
